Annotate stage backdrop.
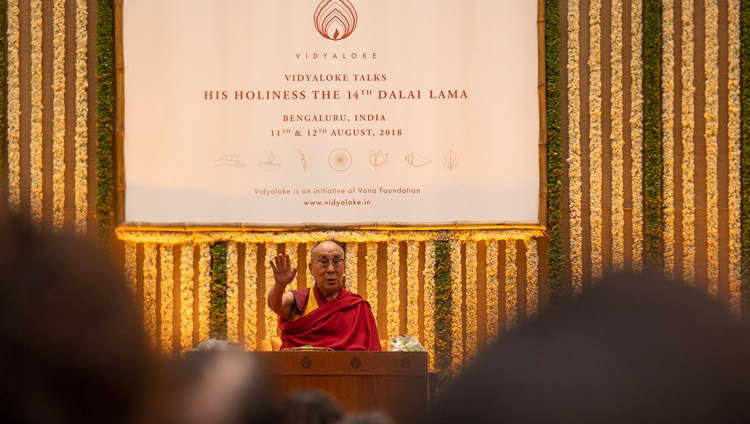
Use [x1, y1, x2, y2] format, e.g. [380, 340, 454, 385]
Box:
[121, 0, 542, 226]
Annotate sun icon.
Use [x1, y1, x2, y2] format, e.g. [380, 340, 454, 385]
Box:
[328, 148, 352, 172]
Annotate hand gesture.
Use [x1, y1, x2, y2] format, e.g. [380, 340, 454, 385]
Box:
[269, 253, 297, 286]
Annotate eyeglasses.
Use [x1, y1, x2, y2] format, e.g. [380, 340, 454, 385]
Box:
[316, 256, 344, 268]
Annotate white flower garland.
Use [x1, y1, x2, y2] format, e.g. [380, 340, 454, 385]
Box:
[630, 0, 645, 272]
[406, 241, 420, 338]
[244, 244, 259, 349]
[160, 244, 175, 353]
[423, 241, 436, 370]
[226, 242, 239, 343]
[465, 241, 477, 360]
[30, 0, 43, 226]
[486, 240, 499, 342]
[526, 239, 539, 319]
[505, 241, 518, 331]
[727, 0, 742, 316]
[386, 240, 400, 340]
[7, 0, 21, 212]
[567, 0, 584, 294]
[52, 0, 66, 229]
[366, 242, 379, 322]
[143, 243, 158, 345]
[75, 0, 89, 232]
[286, 242, 299, 289]
[124, 241, 137, 294]
[610, 0, 625, 270]
[704, 0, 720, 295]
[197, 244, 212, 343]
[589, 0, 604, 281]
[180, 244, 195, 352]
[264, 243, 278, 338]
[449, 238, 463, 373]
[662, 0, 676, 278]
[344, 242, 358, 293]
[681, 0, 696, 284]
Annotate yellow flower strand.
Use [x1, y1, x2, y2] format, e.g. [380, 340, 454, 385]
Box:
[610, 0, 625, 270]
[449, 239, 463, 374]
[366, 242, 379, 323]
[727, 0, 742, 316]
[423, 241, 436, 370]
[681, 0, 696, 284]
[160, 244, 175, 353]
[74, 0, 89, 232]
[344, 241, 358, 293]
[197, 244, 211, 343]
[630, 0, 645, 271]
[387, 241, 400, 340]
[7, 0, 20, 212]
[486, 240, 499, 343]
[265, 243, 278, 338]
[244, 244, 259, 349]
[505, 241, 518, 331]
[226, 242, 239, 343]
[406, 241, 420, 338]
[465, 241, 478, 361]
[526, 239, 539, 319]
[143, 243, 158, 346]
[662, 0, 676, 278]
[567, 0, 584, 294]
[704, 0, 720, 295]
[306, 242, 315, 288]
[589, 0, 604, 280]
[30, 0, 43, 226]
[286, 241, 299, 290]
[52, 0, 66, 229]
[124, 241, 137, 295]
[180, 244, 195, 352]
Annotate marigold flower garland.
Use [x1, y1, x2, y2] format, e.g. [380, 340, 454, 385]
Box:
[630, 0, 645, 271]
[704, 0, 720, 295]
[180, 244, 195, 352]
[244, 244, 259, 349]
[505, 241, 518, 331]
[727, 0, 742, 316]
[681, 0, 697, 284]
[160, 244, 175, 353]
[7, 0, 21, 212]
[143, 243, 158, 345]
[662, 1, 677, 278]
[52, 0, 66, 229]
[226, 242, 239, 343]
[567, 0, 584, 294]
[589, 0, 604, 280]
[30, 0, 43, 226]
[75, 0, 89, 232]
[611, 0, 626, 270]
[486, 240, 499, 342]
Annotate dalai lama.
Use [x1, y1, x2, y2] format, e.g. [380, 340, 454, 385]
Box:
[267, 240, 381, 351]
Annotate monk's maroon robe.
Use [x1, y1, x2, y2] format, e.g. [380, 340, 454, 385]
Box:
[278, 286, 381, 351]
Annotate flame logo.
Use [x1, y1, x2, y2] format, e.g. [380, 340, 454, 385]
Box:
[314, 0, 358, 41]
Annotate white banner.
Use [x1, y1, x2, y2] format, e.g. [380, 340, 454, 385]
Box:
[122, 0, 541, 226]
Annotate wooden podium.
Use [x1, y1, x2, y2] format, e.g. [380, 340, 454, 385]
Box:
[251, 351, 429, 423]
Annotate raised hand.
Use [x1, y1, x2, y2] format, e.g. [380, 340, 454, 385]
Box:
[269, 253, 297, 286]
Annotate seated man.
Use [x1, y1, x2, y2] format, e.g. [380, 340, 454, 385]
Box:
[267, 240, 381, 351]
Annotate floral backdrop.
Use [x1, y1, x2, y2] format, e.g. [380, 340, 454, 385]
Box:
[1, 0, 749, 386]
